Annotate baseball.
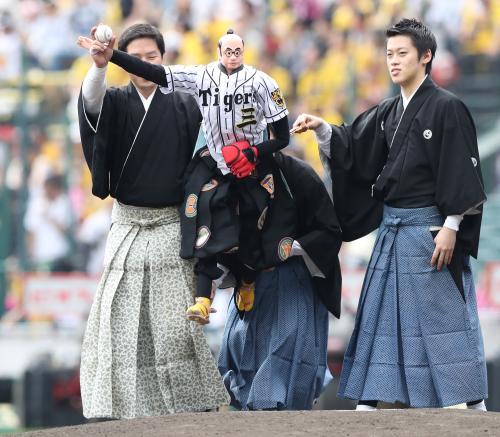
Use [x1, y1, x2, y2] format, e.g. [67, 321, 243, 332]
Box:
[95, 24, 113, 43]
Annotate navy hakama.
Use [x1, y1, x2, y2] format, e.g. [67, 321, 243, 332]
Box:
[338, 205, 488, 407]
[218, 257, 332, 410]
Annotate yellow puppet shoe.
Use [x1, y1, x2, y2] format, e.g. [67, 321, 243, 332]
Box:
[236, 282, 255, 311]
[186, 297, 211, 324]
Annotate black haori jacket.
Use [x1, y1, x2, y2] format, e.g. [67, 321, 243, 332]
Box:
[77, 83, 201, 207]
[180, 148, 343, 317]
[325, 77, 485, 258]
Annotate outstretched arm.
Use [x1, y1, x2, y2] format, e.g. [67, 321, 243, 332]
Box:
[290, 113, 326, 134]
[78, 27, 166, 85]
[110, 49, 168, 86]
[109, 51, 200, 96]
[291, 113, 332, 159]
[78, 28, 199, 95]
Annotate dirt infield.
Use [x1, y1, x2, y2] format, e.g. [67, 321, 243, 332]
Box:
[8, 409, 500, 437]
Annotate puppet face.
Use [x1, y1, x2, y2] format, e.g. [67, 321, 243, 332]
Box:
[218, 35, 244, 73]
[386, 35, 431, 88]
[126, 37, 163, 94]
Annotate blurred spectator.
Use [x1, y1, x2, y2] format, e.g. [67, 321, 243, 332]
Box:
[76, 200, 111, 275]
[23, 174, 73, 271]
[68, 0, 104, 39]
[0, 10, 22, 82]
[0, 0, 498, 296]
[25, 0, 78, 70]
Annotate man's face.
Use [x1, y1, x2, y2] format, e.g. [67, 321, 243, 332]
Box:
[218, 36, 244, 73]
[44, 183, 60, 200]
[386, 35, 430, 87]
[126, 37, 163, 91]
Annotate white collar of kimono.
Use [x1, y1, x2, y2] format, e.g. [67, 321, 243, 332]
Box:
[133, 84, 158, 112]
[401, 74, 428, 110]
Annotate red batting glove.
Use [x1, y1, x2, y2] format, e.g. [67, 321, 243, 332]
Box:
[231, 147, 258, 178]
[222, 140, 258, 178]
[222, 140, 250, 167]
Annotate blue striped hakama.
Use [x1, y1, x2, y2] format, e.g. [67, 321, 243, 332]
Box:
[218, 257, 332, 410]
[338, 205, 488, 407]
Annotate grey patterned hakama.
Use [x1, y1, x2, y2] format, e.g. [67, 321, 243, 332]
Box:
[80, 201, 229, 419]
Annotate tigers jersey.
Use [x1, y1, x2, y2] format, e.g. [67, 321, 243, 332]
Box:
[159, 62, 288, 174]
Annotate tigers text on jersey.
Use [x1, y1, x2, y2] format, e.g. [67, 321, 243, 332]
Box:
[159, 62, 288, 174]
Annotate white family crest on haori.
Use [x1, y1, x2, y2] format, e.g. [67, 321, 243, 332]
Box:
[423, 129, 432, 139]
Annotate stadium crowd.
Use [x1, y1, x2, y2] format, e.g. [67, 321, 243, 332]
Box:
[0, 0, 499, 312]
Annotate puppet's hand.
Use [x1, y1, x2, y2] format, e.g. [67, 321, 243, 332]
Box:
[222, 140, 250, 166]
[231, 146, 258, 178]
[222, 140, 257, 178]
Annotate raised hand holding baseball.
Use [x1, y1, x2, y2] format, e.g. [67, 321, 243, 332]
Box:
[76, 25, 115, 68]
[95, 24, 113, 43]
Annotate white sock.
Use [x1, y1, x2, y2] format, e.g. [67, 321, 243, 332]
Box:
[356, 404, 377, 411]
[467, 400, 487, 411]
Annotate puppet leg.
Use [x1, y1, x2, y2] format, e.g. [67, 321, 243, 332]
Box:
[186, 297, 212, 325]
[236, 282, 255, 311]
[186, 257, 221, 324]
[235, 264, 258, 311]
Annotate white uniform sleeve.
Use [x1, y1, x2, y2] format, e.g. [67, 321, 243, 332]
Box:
[82, 64, 107, 115]
[255, 71, 288, 122]
[159, 64, 201, 96]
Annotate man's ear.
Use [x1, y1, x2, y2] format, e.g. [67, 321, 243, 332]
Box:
[422, 48, 432, 65]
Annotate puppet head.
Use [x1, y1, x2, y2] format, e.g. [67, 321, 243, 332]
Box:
[217, 29, 244, 74]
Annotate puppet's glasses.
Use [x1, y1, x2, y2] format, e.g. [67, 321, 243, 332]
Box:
[223, 48, 243, 58]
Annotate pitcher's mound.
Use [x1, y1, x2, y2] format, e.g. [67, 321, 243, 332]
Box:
[8, 409, 500, 437]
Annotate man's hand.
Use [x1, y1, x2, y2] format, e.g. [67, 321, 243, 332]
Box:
[76, 26, 115, 68]
[290, 113, 325, 134]
[431, 227, 456, 271]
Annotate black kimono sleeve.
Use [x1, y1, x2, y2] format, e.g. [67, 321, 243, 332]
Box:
[276, 152, 343, 318]
[328, 101, 393, 241]
[434, 98, 486, 258]
[77, 88, 122, 199]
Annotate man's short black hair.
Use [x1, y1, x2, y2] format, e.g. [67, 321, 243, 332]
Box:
[118, 23, 165, 56]
[386, 18, 437, 74]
